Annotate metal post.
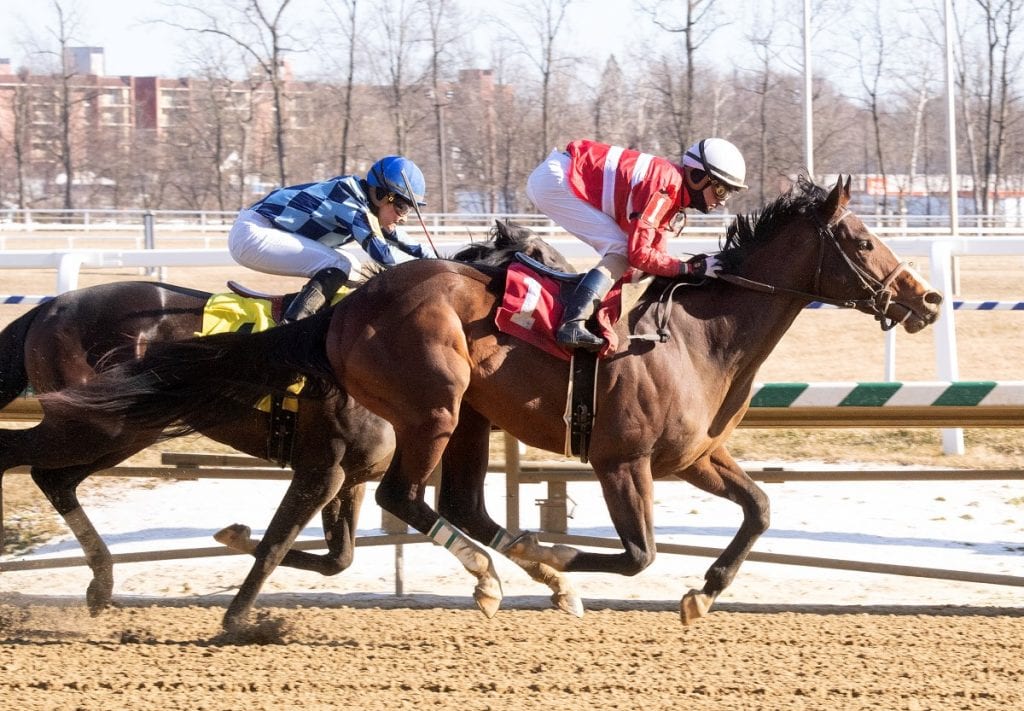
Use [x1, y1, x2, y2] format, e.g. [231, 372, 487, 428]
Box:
[803, 0, 814, 179]
[142, 211, 159, 277]
[943, 0, 961, 295]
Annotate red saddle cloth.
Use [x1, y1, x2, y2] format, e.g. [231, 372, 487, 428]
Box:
[494, 262, 623, 360]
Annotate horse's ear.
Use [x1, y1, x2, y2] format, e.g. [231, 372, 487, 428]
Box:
[821, 174, 851, 224]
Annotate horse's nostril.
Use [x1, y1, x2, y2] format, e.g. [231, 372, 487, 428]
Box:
[925, 291, 943, 306]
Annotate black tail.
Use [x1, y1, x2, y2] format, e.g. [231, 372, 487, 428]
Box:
[0, 306, 42, 407]
[41, 309, 337, 437]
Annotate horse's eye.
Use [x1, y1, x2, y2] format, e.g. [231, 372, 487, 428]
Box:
[857, 239, 873, 251]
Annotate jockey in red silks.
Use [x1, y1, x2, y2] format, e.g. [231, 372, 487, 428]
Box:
[526, 137, 748, 352]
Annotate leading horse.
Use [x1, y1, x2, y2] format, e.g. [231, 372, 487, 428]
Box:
[38, 176, 942, 626]
[0, 222, 581, 625]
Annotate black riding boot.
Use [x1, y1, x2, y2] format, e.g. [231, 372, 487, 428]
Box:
[555, 268, 615, 351]
[280, 267, 348, 324]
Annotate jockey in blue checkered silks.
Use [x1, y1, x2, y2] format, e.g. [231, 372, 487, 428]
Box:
[228, 156, 430, 323]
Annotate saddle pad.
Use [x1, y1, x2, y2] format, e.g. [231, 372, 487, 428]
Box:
[495, 262, 570, 360]
[197, 291, 277, 337]
[495, 262, 625, 359]
[197, 292, 300, 412]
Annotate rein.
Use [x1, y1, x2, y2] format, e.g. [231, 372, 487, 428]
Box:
[717, 210, 911, 331]
[629, 208, 911, 345]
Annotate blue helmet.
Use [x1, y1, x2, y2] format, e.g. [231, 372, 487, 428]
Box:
[366, 155, 427, 206]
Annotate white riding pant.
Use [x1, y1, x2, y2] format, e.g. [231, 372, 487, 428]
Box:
[228, 209, 359, 278]
[526, 149, 629, 281]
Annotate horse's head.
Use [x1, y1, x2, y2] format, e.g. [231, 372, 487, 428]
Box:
[814, 176, 942, 332]
[449, 221, 574, 272]
[719, 176, 942, 333]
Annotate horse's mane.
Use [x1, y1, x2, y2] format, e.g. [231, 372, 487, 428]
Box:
[717, 175, 828, 271]
[355, 220, 544, 282]
[448, 220, 542, 266]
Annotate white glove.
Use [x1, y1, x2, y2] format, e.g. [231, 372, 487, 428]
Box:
[703, 254, 722, 278]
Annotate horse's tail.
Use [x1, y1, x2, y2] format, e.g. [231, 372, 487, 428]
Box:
[0, 306, 41, 408]
[41, 309, 338, 437]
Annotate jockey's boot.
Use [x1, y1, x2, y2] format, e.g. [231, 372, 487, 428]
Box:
[555, 268, 614, 351]
[280, 267, 348, 324]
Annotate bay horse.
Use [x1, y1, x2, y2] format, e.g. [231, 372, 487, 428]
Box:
[36, 176, 943, 626]
[0, 222, 582, 625]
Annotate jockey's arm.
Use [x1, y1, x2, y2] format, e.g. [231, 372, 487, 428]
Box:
[383, 227, 429, 259]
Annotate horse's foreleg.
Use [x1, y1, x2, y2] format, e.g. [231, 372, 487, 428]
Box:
[677, 446, 770, 624]
[214, 481, 366, 575]
[438, 407, 582, 617]
[223, 466, 346, 631]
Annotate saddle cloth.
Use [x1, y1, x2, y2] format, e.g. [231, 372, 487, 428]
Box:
[495, 261, 644, 359]
[196, 291, 302, 412]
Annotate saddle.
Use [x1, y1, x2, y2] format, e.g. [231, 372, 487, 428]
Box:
[227, 280, 288, 323]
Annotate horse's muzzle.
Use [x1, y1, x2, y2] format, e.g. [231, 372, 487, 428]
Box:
[896, 289, 942, 334]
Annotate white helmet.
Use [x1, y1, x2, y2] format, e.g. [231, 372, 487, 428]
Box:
[682, 138, 748, 190]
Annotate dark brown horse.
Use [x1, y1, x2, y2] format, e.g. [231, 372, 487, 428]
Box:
[0, 222, 581, 626]
[37, 176, 943, 626]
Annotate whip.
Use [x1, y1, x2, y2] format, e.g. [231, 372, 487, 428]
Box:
[401, 171, 441, 258]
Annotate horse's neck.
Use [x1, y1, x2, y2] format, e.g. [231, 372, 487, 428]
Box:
[665, 287, 806, 380]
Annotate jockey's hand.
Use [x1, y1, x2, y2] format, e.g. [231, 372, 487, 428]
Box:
[680, 254, 722, 279]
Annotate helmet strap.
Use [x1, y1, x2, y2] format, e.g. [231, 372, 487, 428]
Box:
[683, 167, 712, 214]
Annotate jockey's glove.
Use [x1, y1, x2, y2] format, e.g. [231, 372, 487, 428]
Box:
[680, 254, 722, 279]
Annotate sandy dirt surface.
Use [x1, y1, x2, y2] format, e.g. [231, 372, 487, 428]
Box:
[0, 598, 1021, 711]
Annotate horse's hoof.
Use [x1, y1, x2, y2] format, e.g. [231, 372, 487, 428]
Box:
[85, 577, 113, 616]
[473, 568, 503, 619]
[214, 523, 255, 553]
[552, 591, 585, 618]
[473, 589, 502, 619]
[680, 589, 713, 625]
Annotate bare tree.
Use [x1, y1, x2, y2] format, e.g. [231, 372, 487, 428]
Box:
[640, 0, 724, 140]
[423, 0, 465, 212]
[160, 0, 300, 186]
[970, 0, 1024, 213]
[507, 0, 577, 160]
[854, 0, 892, 214]
[323, 0, 360, 174]
[0, 70, 31, 211]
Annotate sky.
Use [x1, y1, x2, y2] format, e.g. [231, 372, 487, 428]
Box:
[0, 0, 665, 79]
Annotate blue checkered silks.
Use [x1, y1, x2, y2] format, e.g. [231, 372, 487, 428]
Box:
[249, 175, 428, 266]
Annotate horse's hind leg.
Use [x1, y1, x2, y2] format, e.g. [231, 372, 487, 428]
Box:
[31, 467, 114, 614]
[677, 445, 770, 624]
[375, 420, 502, 617]
[439, 406, 583, 617]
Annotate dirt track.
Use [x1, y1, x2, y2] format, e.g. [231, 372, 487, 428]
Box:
[0, 597, 1020, 710]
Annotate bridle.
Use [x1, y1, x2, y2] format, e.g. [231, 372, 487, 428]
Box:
[630, 208, 911, 345]
[715, 209, 912, 331]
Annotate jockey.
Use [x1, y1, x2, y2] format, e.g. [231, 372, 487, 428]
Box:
[526, 137, 748, 351]
[228, 155, 430, 323]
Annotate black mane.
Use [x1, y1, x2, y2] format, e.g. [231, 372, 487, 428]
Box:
[717, 175, 828, 270]
[448, 220, 542, 266]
